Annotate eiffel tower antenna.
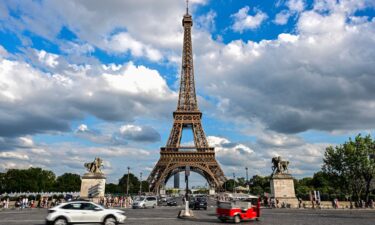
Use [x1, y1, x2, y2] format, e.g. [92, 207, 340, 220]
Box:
[147, 1, 226, 193]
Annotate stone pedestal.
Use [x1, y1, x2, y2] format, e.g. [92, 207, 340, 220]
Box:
[270, 174, 298, 208]
[80, 173, 106, 201]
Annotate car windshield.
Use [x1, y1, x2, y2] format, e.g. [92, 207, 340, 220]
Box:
[196, 197, 206, 202]
[135, 197, 145, 201]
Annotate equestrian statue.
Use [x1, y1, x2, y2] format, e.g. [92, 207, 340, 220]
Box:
[271, 156, 289, 175]
[84, 157, 103, 174]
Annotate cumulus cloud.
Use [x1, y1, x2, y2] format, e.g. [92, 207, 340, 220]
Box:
[196, 10, 217, 32]
[0, 57, 176, 137]
[287, 0, 305, 12]
[196, 1, 375, 134]
[206, 132, 329, 178]
[103, 32, 162, 61]
[231, 6, 268, 33]
[75, 123, 161, 145]
[0, 0, 209, 60]
[274, 10, 291, 25]
[116, 125, 160, 143]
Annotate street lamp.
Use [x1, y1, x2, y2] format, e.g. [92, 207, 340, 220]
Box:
[232, 173, 236, 194]
[139, 172, 143, 195]
[245, 167, 249, 193]
[126, 167, 130, 196]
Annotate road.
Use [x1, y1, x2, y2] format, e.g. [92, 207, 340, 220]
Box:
[1, 206, 375, 225]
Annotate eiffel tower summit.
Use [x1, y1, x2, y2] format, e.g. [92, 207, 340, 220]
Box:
[147, 2, 226, 193]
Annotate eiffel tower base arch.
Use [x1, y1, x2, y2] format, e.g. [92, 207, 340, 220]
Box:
[148, 152, 226, 193]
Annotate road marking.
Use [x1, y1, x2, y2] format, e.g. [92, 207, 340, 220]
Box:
[0, 220, 44, 223]
[127, 217, 176, 220]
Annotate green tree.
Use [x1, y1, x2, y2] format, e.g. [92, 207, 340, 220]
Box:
[55, 173, 81, 192]
[0, 172, 5, 193]
[106, 183, 121, 194]
[118, 173, 140, 194]
[323, 134, 375, 201]
[3, 167, 56, 192]
[249, 175, 270, 195]
[223, 179, 237, 192]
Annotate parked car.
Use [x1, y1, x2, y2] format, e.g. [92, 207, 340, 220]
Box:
[166, 198, 178, 206]
[132, 196, 158, 209]
[45, 201, 126, 225]
[189, 197, 207, 210]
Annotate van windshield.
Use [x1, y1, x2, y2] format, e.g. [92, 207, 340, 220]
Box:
[135, 197, 145, 201]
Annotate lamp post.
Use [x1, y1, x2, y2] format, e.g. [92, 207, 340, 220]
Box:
[245, 167, 249, 193]
[232, 173, 236, 194]
[139, 172, 143, 195]
[126, 166, 130, 196]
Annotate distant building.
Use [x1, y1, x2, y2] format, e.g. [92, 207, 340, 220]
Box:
[174, 173, 180, 189]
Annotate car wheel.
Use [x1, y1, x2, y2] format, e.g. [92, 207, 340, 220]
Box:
[234, 215, 241, 224]
[219, 218, 226, 223]
[103, 216, 117, 225]
[54, 218, 68, 225]
[153, 204, 156, 208]
[204, 207, 207, 210]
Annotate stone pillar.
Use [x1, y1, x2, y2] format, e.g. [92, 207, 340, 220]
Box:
[270, 174, 298, 208]
[80, 173, 106, 202]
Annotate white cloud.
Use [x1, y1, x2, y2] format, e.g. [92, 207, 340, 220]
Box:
[77, 124, 89, 132]
[196, 10, 217, 32]
[231, 6, 268, 33]
[103, 32, 162, 61]
[18, 137, 34, 147]
[103, 62, 171, 97]
[0, 56, 176, 137]
[36, 50, 59, 68]
[274, 10, 291, 25]
[0, 151, 29, 160]
[195, 3, 375, 134]
[287, 0, 305, 12]
[0, 0, 203, 60]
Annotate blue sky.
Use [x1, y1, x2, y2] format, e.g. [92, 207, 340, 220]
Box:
[0, 0, 375, 188]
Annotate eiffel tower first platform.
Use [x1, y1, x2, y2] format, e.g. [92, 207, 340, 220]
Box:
[147, 4, 226, 193]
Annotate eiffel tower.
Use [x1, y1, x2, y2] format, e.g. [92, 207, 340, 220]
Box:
[147, 2, 226, 192]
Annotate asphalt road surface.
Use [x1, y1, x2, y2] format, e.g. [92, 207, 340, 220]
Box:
[1, 206, 375, 225]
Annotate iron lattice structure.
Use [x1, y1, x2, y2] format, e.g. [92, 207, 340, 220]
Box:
[147, 8, 226, 192]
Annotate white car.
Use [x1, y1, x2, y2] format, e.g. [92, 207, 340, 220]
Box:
[45, 201, 126, 225]
[132, 196, 158, 209]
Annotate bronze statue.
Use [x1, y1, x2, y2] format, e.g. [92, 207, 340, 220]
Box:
[84, 157, 103, 174]
[272, 156, 289, 174]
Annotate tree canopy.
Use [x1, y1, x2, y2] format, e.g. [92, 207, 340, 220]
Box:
[0, 168, 81, 193]
[323, 134, 375, 201]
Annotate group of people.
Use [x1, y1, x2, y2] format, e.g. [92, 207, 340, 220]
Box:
[1, 196, 62, 209]
[98, 196, 134, 208]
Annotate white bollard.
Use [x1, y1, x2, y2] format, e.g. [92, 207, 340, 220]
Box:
[184, 201, 190, 216]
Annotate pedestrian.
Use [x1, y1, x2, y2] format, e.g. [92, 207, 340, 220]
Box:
[298, 198, 303, 208]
